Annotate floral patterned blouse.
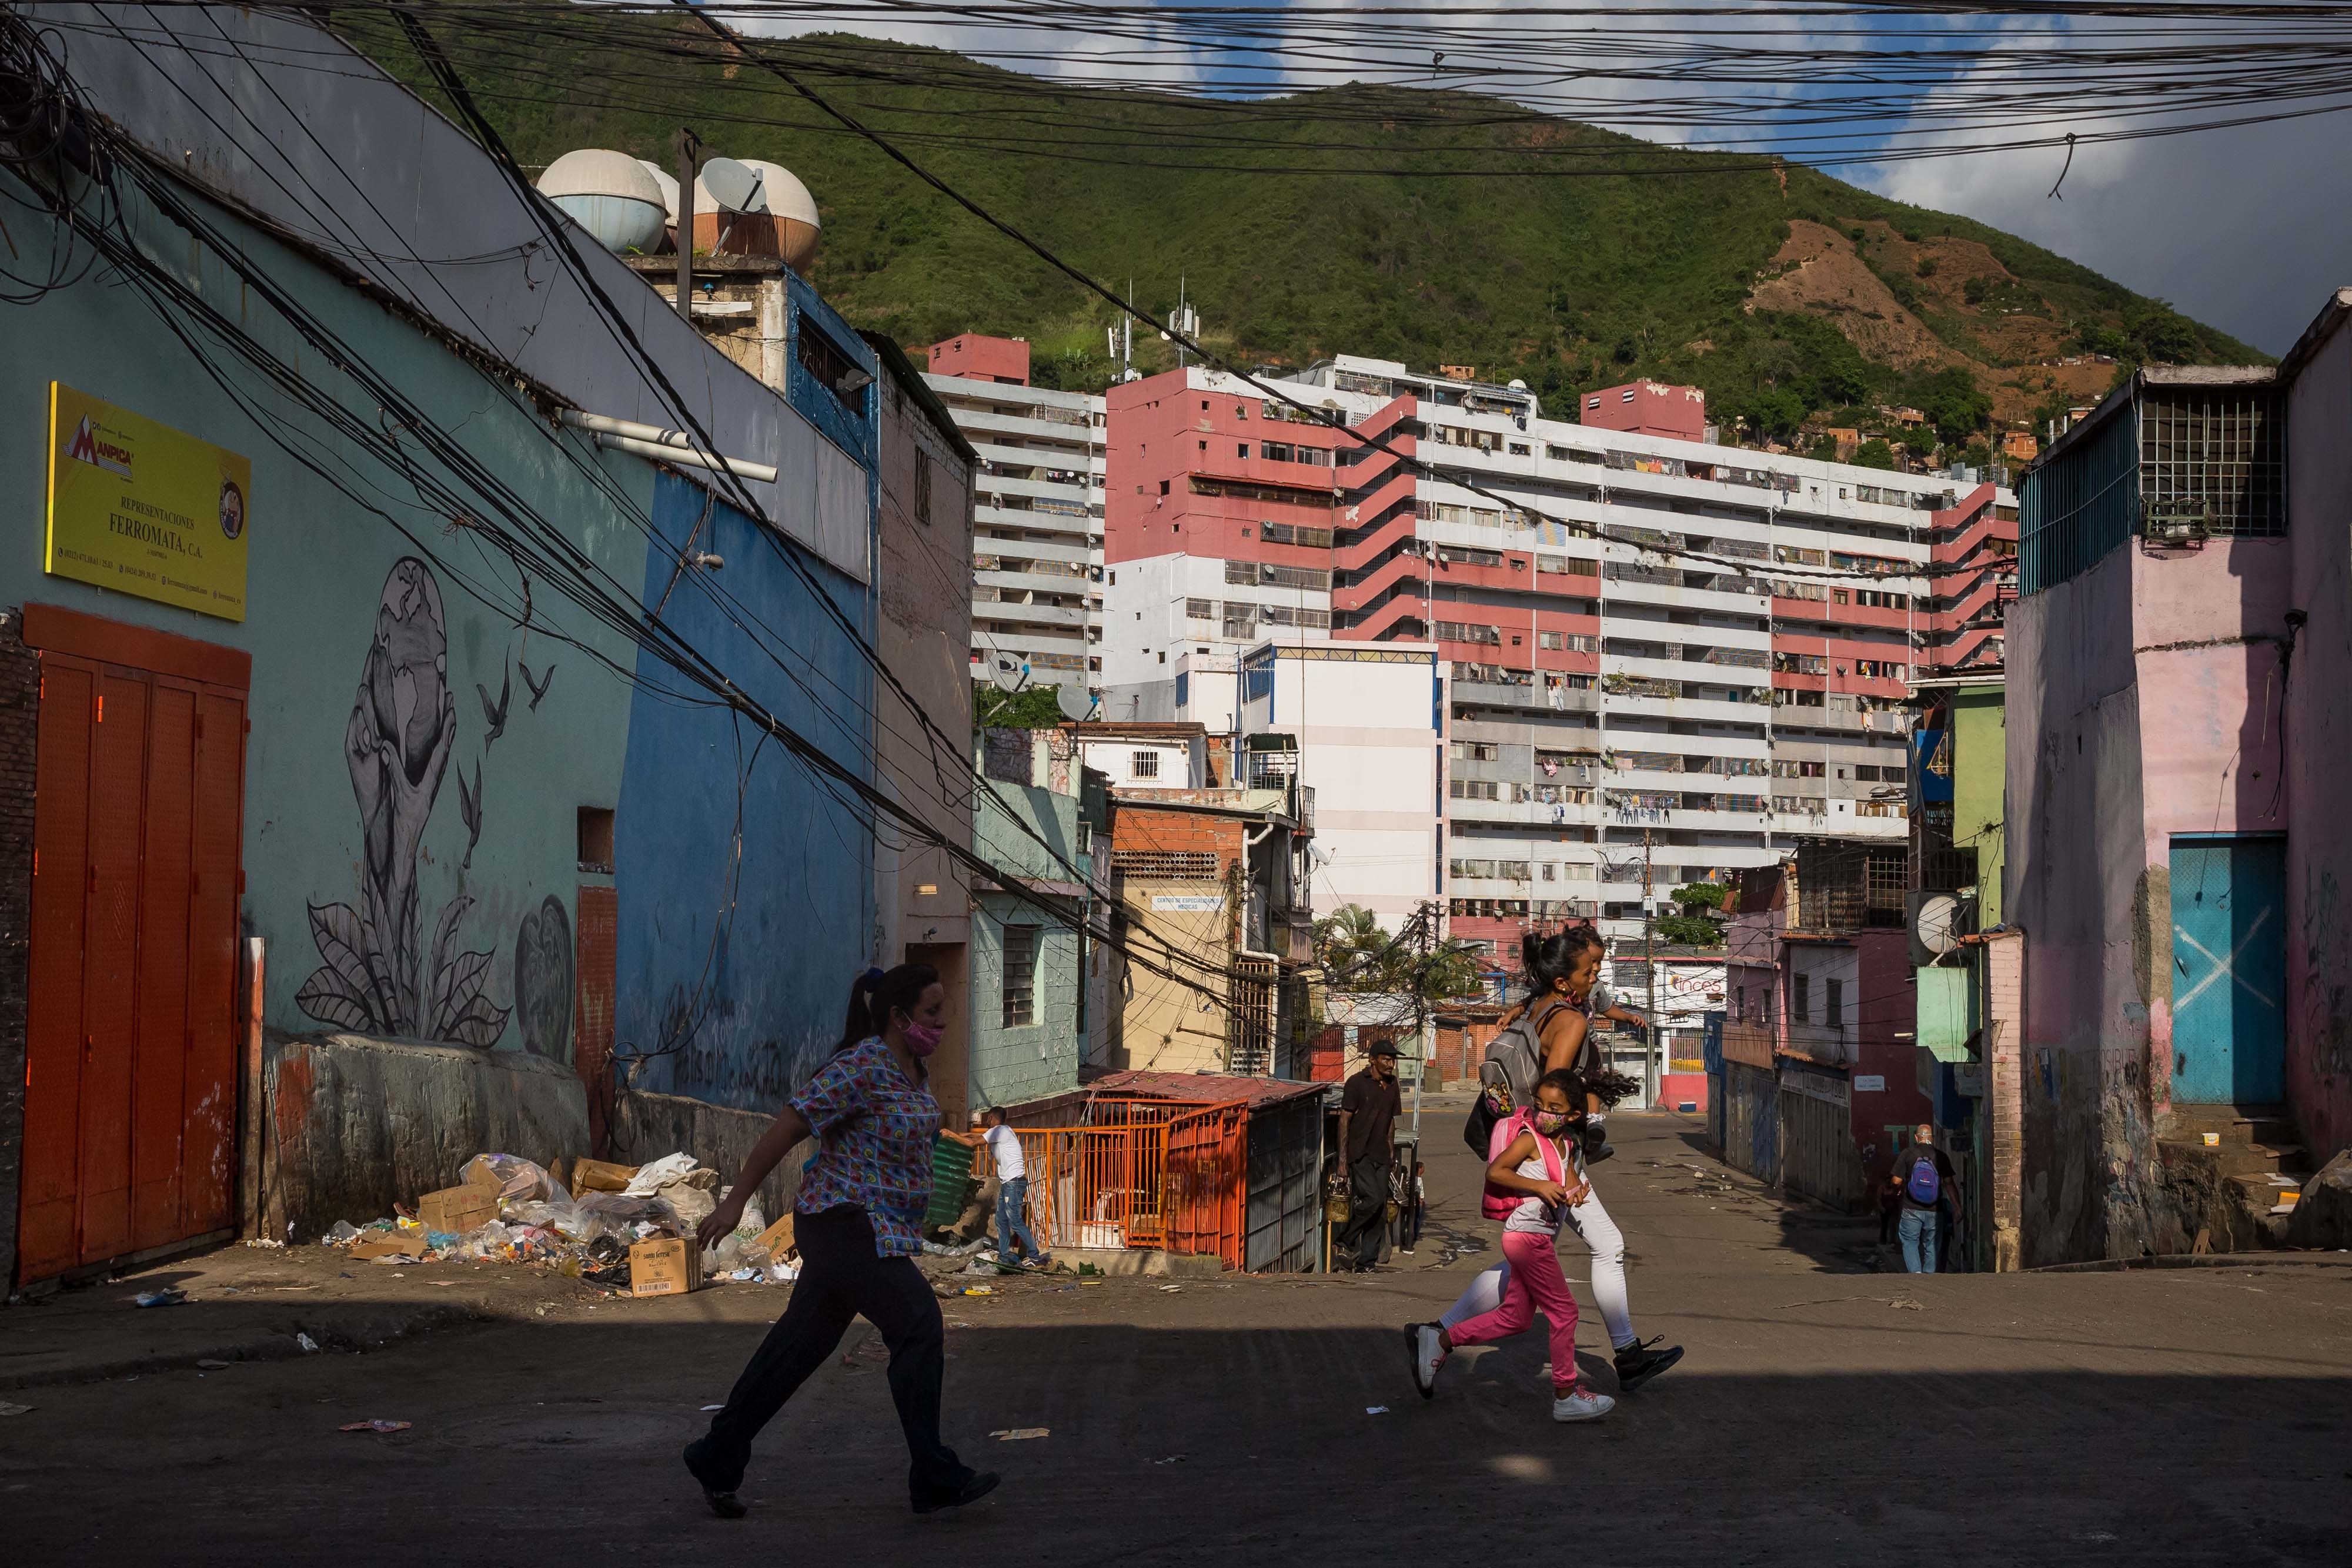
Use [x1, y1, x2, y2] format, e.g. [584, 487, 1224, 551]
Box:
[789, 1037, 941, 1258]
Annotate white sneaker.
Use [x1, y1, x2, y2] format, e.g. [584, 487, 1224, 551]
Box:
[1551, 1388, 1615, 1423]
[1405, 1323, 1445, 1399]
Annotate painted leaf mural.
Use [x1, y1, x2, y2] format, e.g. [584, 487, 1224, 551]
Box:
[298, 557, 510, 1046]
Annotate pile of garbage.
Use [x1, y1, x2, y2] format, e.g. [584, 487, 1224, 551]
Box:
[321, 1152, 799, 1290]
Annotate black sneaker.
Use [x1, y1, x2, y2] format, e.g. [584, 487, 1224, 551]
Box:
[913, 1470, 1002, 1516]
[1612, 1337, 1684, 1393]
[683, 1437, 747, 1518]
[1582, 1125, 1615, 1165]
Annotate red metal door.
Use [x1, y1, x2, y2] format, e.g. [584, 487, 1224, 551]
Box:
[75, 668, 146, 1266]
[19, 659, 95, 1280]
[184, 688, 245, 1233]
[17, 619, 248, 1285]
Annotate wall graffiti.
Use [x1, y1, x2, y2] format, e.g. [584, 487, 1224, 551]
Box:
[296, 557, 512, 1047]
[515, 894, 575, 1061]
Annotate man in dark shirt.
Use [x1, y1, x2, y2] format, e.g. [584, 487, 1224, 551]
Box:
[1336, 1041, 1404, 1271]
[1892, 1124, 1957, 1274]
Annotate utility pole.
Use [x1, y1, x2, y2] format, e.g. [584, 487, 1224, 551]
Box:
[673, 128, 700, 323]
[1642, 826, 1658, 1108]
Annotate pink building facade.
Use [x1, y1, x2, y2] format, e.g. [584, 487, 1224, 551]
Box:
[1579, 380, 1708, 442]
[2008, 298, 2352, 1261]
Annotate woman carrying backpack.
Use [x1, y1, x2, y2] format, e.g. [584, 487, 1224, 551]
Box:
[1421, 1068, 1615, 1422]
[683, 964, 1000, 1520]
[1407, 926, 1683, 1401]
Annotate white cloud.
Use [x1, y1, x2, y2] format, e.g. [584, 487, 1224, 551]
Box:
[1861, 113, 2352, 356]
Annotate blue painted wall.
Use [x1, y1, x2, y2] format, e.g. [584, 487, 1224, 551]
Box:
[614, 472, 877, 1112]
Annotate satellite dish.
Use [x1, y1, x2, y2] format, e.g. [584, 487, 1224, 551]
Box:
[987, 651, 1028, 693]
[1914, 893, 1962, 958]
[695, 156, 761, 215]
[1055, 684, 1094, 722]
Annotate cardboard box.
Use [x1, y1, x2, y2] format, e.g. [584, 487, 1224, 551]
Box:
[571, 1158, 639, 1193]
[630, 1237, 703, 1298]
[417, 1183, 500, 1236]
[349, 1232, 427, 1261]
[754, 1212, 798, 1261]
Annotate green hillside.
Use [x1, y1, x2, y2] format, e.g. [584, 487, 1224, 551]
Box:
[349, 12, 2263, 453]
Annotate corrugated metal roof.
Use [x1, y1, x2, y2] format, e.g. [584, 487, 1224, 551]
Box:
[1079, 1067, 1331, 1110]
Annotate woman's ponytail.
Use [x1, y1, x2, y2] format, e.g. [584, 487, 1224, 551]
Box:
[834, 962, 942, 1054]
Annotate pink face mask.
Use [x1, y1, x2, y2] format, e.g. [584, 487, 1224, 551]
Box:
[903, 1020, 944, 1058]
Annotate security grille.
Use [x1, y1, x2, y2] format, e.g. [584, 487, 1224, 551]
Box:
[1001, 925, 1038, 1028]
[1114, 850, 1220, 879]
[2141, 389, 2285, 538]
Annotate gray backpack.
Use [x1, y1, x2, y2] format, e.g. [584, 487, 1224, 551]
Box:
[1465, 997, 1576, 1153]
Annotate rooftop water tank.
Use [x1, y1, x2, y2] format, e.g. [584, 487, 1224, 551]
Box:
[537, 149, 667, 255]
[637, 159, 680, 227]
[690, 157, 821, 271]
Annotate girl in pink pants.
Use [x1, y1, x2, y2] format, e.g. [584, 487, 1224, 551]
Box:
[1429, 1070, 1615, 1423]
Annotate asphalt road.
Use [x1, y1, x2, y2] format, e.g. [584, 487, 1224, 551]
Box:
[5, 1108, 2348, 1565]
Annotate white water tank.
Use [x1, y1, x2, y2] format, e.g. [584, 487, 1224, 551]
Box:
[537, 149, 667, 254]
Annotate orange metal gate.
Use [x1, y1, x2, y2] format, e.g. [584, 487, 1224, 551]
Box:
[18, 608, 248, 1283]
[1014, 1102, 1248, 1269]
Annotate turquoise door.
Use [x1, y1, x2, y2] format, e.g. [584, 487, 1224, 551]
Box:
[2169, 837, 2287, 1105]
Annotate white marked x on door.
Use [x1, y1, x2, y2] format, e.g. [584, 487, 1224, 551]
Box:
[2173, 905, 2274, 1011]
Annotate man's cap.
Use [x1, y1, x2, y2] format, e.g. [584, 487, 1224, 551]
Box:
[1366, 1041, 1401, 1057]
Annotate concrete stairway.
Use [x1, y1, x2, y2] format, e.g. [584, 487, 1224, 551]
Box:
[2157, 1105, 2313, 1248]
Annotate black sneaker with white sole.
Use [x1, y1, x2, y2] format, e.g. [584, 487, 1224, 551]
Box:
[1612, 1337, 1684, 1393]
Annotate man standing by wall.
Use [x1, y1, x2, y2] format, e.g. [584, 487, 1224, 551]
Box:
[1337, 1042, 1403, 1271]
[1893, 1124, 1956, 1274]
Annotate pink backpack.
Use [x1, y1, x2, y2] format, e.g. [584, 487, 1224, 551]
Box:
[1480, 1111, 1569, 1221]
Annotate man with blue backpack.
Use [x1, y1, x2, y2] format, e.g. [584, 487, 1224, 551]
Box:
[1892, 1124, 1957, 1273]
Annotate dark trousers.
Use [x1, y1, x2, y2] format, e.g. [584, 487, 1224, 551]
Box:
[1338, 1158, 1392, 1268]
[701, 1204, 972, 1503]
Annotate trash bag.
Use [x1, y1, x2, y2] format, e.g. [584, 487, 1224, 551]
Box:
[574, 1190, 684, 1242]
[620, 1153, 699, 1196]
[462, 1154, 562, 1205]
[506, 1196, 587, 1241]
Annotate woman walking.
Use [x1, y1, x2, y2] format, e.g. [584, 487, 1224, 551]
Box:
[1427, 1068, 1614, 1422]
[684, 963, 999, 1520]
[1406, 927, 1683, 1401]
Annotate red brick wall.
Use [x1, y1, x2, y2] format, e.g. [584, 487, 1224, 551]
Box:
[574, 885, 617, 1158]
[1985, 931, 2025, 1270]
[1111, 807, 1243, 863]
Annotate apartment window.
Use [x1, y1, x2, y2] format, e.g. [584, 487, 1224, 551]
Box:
[1793, 973, 1811, 1023]
[1001, 925, 1039, 1028]
[1449, 741, 1499, 761]
[915, 458, 933, 526]
[1239, 443, 1250, 457]
[1538, 631, 1564, 650]
[1826, 977, 1845, 1028]
[1185, 597, 1214, 620]
[1131, 750, 1161, 780]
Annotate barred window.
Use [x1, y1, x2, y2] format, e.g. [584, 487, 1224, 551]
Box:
[1001, 925, 1038, 1029]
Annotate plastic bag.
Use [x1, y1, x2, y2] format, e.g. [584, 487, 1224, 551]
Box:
[574, 1191, 684, 1242]
[507, 1196, 587, 1240]
[621, 1154, 699, 1197]
[326, 1220, 361, 1244]
[462, 1154, 562, 1204]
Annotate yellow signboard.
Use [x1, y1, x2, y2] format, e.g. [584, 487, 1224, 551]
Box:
[45, 383, 250, 622]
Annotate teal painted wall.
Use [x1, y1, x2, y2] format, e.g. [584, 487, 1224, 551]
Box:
[1, 170, 648, 1061]
[970, 774, 1085, 1108]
